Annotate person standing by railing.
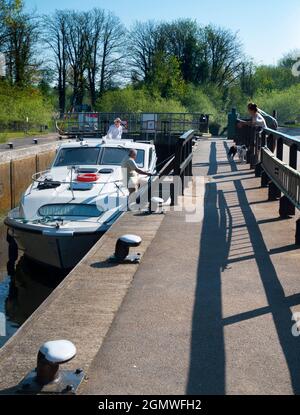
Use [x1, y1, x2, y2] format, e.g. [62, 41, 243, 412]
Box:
[237, 103, 267, 129]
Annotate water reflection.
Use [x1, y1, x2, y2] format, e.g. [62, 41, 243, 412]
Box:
[0, 225, 67, 348]
[7, 257, 66, 324]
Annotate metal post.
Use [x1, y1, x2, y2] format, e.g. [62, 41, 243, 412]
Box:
[261, 131, 266, 148]
[268, 182, 281, 201]
[279, 196, 295, 218]
[280, 144, 298, 217]
[296, 219, 300, 245]
[289, 144, 298, 170]
[255, 130, 266, 177]
[148, 176, 153, 214]
[267, 134, 275, 152]
[250, 127, 258, 169]
[261, 171, 269, 187]
[265, 133, 280, 199]
[173, 137, 182, 206]
[276, 138, 283, 161]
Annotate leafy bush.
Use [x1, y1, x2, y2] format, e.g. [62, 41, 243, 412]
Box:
[253, 65, 299, 92]
[254, 84, 300, 124]
[180, 84, 217, 116]
[0, 81, 54, 127]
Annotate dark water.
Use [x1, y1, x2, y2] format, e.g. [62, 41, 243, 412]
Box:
[0, 223, 67, 348]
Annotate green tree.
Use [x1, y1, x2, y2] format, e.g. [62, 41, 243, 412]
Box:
[95, 86, 186, 113]
[253, 65, 298, 92]
[161, 19, 203, 84]
[146, 52, 185, 99]
[180, 84, 216, 115]
[1, 0, 40, 86]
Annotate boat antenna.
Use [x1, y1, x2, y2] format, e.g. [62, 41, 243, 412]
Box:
[69, 165, 76, 200]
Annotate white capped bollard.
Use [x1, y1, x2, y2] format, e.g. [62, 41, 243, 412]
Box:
[18, 340, 85, 394]
[150, 196, 165, 213]
[111, 234, 142, 263]
[37, 340, 76, 385]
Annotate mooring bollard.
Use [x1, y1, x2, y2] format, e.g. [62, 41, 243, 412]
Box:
[36, 340, 76, 385]
[18, 340, 85, 394]
[33, 138, 38, 145]
[8, 142, 13, 149]
[111, 234, 142, 263]
[150, 197, 165, 214]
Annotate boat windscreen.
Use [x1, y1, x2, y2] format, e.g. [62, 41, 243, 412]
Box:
[54, 148, 101, 167]
[100, 147, 145, 167]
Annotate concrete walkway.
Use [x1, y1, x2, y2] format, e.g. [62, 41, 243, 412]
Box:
[82, 138, 300, 395]
[0, 133, 58, 152]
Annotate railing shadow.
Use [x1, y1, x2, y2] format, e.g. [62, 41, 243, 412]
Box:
[234, 179, 300, 394]
[187, 139, 300, 394]
[208, 142, 218, 176]
[225, 139, 300, 394]
[186, 142, 232, 394]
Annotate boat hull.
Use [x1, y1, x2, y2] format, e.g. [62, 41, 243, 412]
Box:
[7, 225, 104, 270]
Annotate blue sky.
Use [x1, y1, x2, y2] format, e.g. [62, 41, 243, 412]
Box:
[25, 0, 300, 65]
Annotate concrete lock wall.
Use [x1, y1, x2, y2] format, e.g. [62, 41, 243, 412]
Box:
[0, 143, 59, 216]
[11, 156, 37, 208]
[37, 150, 56, 173]
[0, 162, 11, 217]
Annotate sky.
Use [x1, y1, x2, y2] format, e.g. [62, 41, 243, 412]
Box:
[25, 0, 300, 65]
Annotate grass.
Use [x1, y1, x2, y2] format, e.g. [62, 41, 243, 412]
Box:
[0, 130, 54, 144]
[284, 123, 300, 128]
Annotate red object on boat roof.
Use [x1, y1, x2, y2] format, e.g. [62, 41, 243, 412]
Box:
[76, 173, 100, 182]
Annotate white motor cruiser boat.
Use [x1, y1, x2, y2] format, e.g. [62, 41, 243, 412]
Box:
[5, 138, 157, 269]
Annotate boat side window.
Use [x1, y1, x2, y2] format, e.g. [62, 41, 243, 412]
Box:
[54, 148, 101, 167]
[100, 147, 145, 168]
[38, 204, 103, 217]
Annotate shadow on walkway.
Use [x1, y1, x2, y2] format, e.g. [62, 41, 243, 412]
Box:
[226, 139, 300, 393]
[234, 179, 300, 394]
[186, 142, 231, 394]
[187, 140, 300, 394]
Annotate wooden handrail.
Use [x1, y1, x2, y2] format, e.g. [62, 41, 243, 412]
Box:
[261, 147, 300, 210]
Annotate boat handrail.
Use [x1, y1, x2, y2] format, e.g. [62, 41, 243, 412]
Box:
[31, 170, 125, 186]
[31, 167, 157, 186]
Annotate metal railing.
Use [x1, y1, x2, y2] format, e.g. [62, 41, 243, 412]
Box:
[261, 147, 300, 210]
[56, 112, 209, 138]
[232, 120, 300, 243]
[174, 130, 194, 195]
[148, 130, 194, 207]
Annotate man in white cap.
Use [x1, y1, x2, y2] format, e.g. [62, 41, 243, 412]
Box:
[106, 118, 124, 140]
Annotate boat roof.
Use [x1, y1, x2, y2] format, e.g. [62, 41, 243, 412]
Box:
[58, 138, 155, 151]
